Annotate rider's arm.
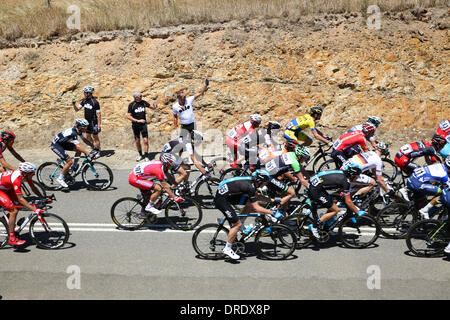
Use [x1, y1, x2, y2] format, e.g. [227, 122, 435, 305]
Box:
[17, 194, 39, 212]
[160, 180, 177, 199]
[173, 113, 178, 130]
[312, 129, 330, 144]
[7, 146, 26, 162]
[26, 179, 44, 198]
[246, 199, 275, 215]
[344, 193, 360, 215]
[190, 152, 207, 175]
[193, 79, 208, 100]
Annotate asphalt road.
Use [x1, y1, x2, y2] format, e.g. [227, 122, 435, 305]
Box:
[0, 169, 449, 300]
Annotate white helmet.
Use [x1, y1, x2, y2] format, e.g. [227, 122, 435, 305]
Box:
[18, 162, 36, 173]
[367, 116, 382, 127]
[75, 118, 89, 128]
[83, 86, 94, 93]
[250, 114, 262, 123]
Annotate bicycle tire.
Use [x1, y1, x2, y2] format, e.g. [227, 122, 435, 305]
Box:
[29, 213, 70, 249]
[194, 177, 221, 209]
[0, 217, 8, 248]
[376, 202, 413, 239]
[317, 159, 340, 172]
[254, 224, 297, 260]
[164, 196, 202, 230]
[82, 161, 114, 190]
[382, 158, 399, 182]
[405, 219, 449, 257]
[338, 214, 380, 248]
[36, 162, 64, 191]
[192, 223, 229, 259]
[219, 167, 248, 181]
[21, 179, 47, 199]
[110, 197, 146, 230]
[281, 213, 314, 249]
[312, 153, 332, 173]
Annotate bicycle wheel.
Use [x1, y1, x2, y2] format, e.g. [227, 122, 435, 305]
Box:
[338, 214, 380, 248]
[111, 197, 146, 230]
[254, 224, 297, 260]
[0, 217, 8, 248]
[317, 159, 340, 172]
[194, 177, 221, 209]
[382, 158, 398, 182]
[36, 162, 63, 190]
[21, 179, 47, 200]
[281, 213, 314, 249]
[376, 202, 413, 239]
[406, 219, 449, 257]
[164, 196, 202, 230]
[192, 223, 229, 259]
[312, 153, 332, 173]
[82, 161, 114, 190]
[219, 167, 247, 181]
[29, 213, 70, 249]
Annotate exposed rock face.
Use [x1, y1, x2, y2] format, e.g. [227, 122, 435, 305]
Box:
[0, 8, 448, 151]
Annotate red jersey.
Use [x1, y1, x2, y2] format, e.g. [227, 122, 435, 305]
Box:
[436, 119, 450, 139]
[131, 161, 166, 181]
[0, 170, 29, 196]
[332, 130, 368, 152]
[226, 121, 256, 142]
[395, 141, 438, 167]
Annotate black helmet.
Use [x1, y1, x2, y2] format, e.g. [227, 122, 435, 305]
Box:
[431, 134, 446, 148]
[268, 121, 281, 130]
[310, 106, 323, 117]
[1, 131, 15, 142]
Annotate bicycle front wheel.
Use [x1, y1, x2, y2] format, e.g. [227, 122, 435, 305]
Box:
[338, 215, 380, 248]
[376, 202, 413, 239]
[36, 162, 63, 190]
[194, 177, 221, 209]
[219, 167, 247, 181]
[164, 197, 202, 230]
[281, 213, 314, 249]
[255, 224, 297, 260]
[111, 197, 146, 230]
[317, 159, 340, 172]
[29, 213, 70, 249]
[406, 219, 449, 257]
[82, 161, 114, 190]
[192, 223, 229, 259]
[0, 217, 8, 248]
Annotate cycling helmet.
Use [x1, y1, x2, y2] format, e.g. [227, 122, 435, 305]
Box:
[445, 156, 450, 169]
[361, 123, 376, 137]
[284, 140, 299, 152]
[83, 86, 94, 93]
[431, 134, 447, 148]
[294, 145, 310, 161]
[252, 169, 271, 183]
[75, 118, 89, 128]
[250, 114, 262, 124]
[161, 153, 176, 166]
[192, 130, 204, 144]
[1, 131, 15, 142]
[18, 162, 36, 173]
[342, 162, 362, 178]
[376, 141, 389, 156]
[267, 121, 281, 130]
[367, 116, 382, 127]
[310, 106, 323, 117]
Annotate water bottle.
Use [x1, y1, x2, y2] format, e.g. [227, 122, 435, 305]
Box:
[243, 224, 254, 235]
[326, 216, 337, 226]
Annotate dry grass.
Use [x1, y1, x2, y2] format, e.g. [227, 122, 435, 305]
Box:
[0, 0, 447, 40]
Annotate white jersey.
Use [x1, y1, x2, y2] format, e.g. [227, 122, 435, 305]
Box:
[172, 96, 196, 125]
[344, 151, 383, 175]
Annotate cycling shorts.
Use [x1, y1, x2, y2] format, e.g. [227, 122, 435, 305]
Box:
[86, 119, 99, 135]
[307, 185, 333, 209]
[132, 123, 148, 139]
[51, 142, 76, 161]
[214, 193, 240, 224]
[0, 189, 17, 210]
[128, 172, 155, 191]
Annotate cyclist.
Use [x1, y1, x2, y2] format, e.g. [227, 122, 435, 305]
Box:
[264, 145, 310, 189]
[128, 154, 184, 221]
[72, 86, 102, 151]
[347, 116, 382, 151]
[160, 130, 208, 180]
[284, 107, 332, 147]
[225, 114, 262, 168]
[406, 156, 450, 219]
[435, 119, 450, 140]
[307, 165, 367, 238]
[0, 162, 45, 246]
[50, 118, 98, 188]
[214, 170, 285, 260]
[262, 121, 282, 148]
[330, 123, 375, 168]
[0, 131, 27, 172]
[394, 136, 444, 176]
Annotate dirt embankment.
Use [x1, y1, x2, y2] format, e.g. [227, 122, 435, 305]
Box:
[0, 8, 448, 168]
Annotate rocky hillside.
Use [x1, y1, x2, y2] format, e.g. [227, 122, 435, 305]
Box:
[0, 7, 448, 152]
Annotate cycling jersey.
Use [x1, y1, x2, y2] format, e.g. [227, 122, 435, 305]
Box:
[78, 97, 100, 123]
[227, 121, 256, 143]
[264, 152, 301, 177]
[344, 151, 383, 175]
[0, 170, 31, 210]
[440, 141, 450, 158]
[51, 127, 84, 146]
[332, 130, 368, 153]
[347, 124, 375, 142]
[435, 119, 450, 139]
[307, 171, 350, 209]
[129, 161, 167, 191]
[284, 114, 316, 137]
[407, 164, 450, 197]
[161, 138, 194, 156]
[394, 141, 438, 174]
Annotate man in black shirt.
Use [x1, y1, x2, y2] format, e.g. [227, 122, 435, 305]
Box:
[127, 91, 157, 161]
[72, 86, 102, 151]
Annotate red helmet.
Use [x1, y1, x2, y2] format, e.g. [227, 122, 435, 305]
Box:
[1, 131, 15, 142]
[361, 123, 376, 137]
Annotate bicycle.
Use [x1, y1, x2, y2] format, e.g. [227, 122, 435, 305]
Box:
[405, 214, 449, 257]
[281, 194, 381, 249]
[192, 212, 297, 260]
[110, 188, 203, 231]
[0, 194, 70, 249]
[37, 151, 113, 191]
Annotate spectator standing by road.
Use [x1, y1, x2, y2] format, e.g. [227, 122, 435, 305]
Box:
[127, 91, 157, 161]
[172, 78, 209, 143]
[72, 86, 102, 151]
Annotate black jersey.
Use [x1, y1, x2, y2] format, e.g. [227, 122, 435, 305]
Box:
[128, 100, 151, 121]
[51, 127, 83, 145]
[79, 97, 100, 122]
[309, 170, 351, 194]
[217, 177, 257, 199]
